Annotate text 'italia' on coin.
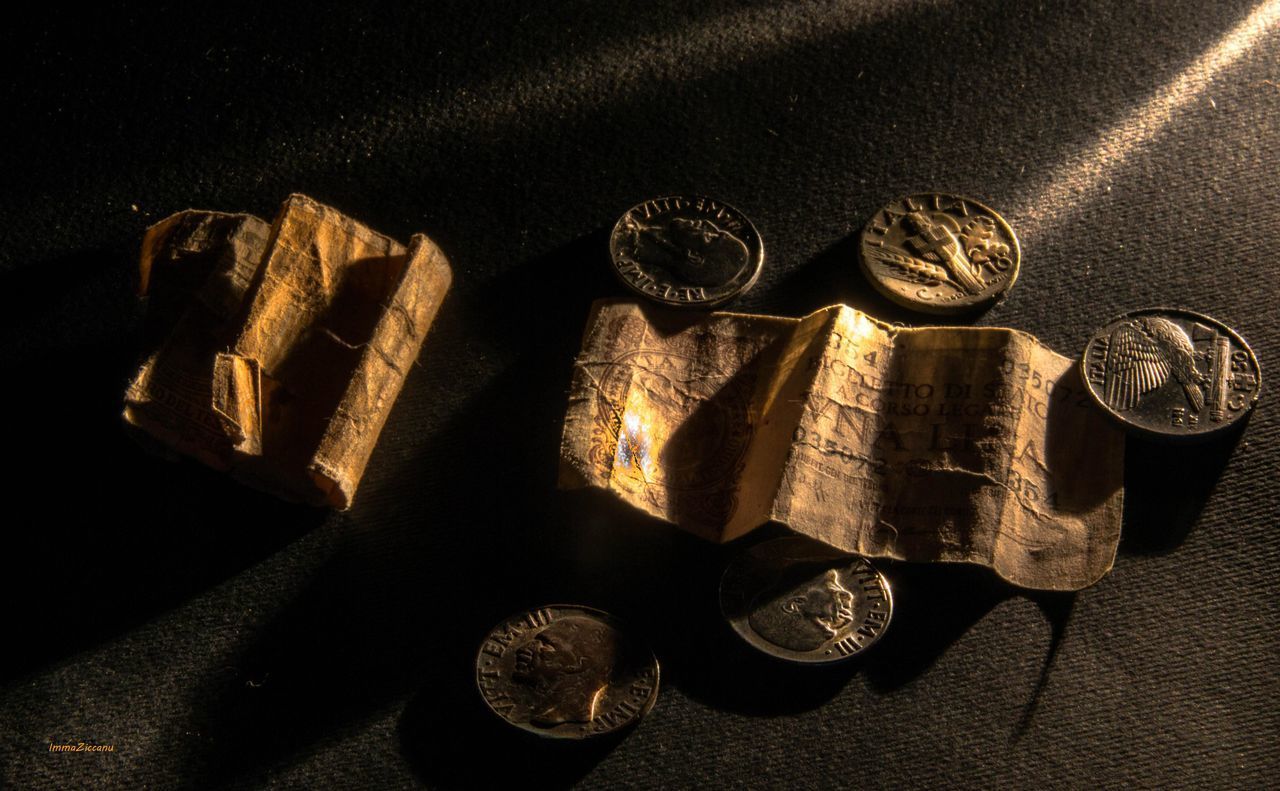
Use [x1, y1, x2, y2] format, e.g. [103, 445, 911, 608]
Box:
[609, 195, 764, 309]
[1080, 308, 1260, 441]
[475, 605, 660, 739]
[720, 536, 893, 664]
[859, 193, 1020, 315]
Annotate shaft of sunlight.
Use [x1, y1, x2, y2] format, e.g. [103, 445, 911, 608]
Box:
[1012, 0, 1280, 239]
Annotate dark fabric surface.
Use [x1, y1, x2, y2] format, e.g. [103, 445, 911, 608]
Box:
[2, 2, 1277, 788]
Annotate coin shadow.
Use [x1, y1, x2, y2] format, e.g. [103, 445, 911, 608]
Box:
[653, 537, 1030, 713]
[663, 620, 857, 716]
[1118, 421, 1247, 555]
[1043, 367, 1126, 515]
[766, 233, 999, 327]
[629, 523, 863, 717]
[398, 671, 622, 790]
[392, 490, 691, 788]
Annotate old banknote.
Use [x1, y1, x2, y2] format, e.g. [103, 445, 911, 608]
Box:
[124, 194, 452, 508]
[560, 301, 1124, 591]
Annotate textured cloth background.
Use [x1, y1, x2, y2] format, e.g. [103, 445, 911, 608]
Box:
[1, 2, 1277, 788]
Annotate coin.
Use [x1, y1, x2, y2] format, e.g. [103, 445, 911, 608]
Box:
[609, 195, 764, 308]
[720, 537, 893, 664]
[859, 193, 1020, 314]
[1080, 308, 1261, 440]
[475, 605, 660, 739]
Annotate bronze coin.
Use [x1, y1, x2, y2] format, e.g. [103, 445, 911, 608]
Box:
[609, 195, 764, 308]
[859, 193, 1020, 314]
[475, 605, 659, 739]
[1080, 308, 1261, 440]
[720, 537, 893, 664]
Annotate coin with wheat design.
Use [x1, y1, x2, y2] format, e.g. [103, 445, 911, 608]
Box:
[720, 537, 893, 664]
[609, 195, 764, 308]
[1080, 308, 1260, 440]
[859, 193, 1020, 314]
[475, 605, 660, 739]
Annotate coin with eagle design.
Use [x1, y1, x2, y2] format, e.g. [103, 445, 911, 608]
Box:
[859, 193, 1020, 314]
[1080, 308, 1260, 440]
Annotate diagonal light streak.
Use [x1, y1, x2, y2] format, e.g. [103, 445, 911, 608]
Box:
[1012, 0, 1280, 241]
[289, 0, 935, 158]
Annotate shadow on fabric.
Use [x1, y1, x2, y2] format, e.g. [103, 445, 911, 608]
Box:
[0, 249, 324, 683]
[1119, 425, 1247, 555]
[169, 230, 635, 784]
[768, 232, 999, 327]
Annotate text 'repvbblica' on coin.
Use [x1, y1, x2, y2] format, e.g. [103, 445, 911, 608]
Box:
[609, 195, 764, 309]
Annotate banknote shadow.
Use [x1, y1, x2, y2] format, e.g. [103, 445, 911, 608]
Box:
[171, 366, 594, 785]
[476, 482, 849, 720]
[535, 489, 844, 719]
[858, 562, 1012, 692]
[541, 502, 860, 715]
[863, 562, 1075, 740]
[1012, 592, 1075, 741]
[1119, 423, 1247, 555]
[0, 248, 323, 683]
[173, 231, 643, 785]
[642, 523, 859, 716]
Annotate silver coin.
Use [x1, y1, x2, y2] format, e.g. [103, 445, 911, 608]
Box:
[720, 537, 893, 664]
[609, 195, 764, 308]
[475, 605, 659, 739]
[1080, 308, 1261, 440]
[859, 193, 1020, 314]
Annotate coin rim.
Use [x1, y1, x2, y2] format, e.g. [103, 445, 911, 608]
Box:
[1077, 306, 1262, 442]
[474, 603, 661, 739]
[858, 192, 1021, 315]
[718, 537, 895, 665]
[609, 195, 765, 309]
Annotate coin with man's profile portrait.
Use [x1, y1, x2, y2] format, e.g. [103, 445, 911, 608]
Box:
[475, 605, 659, 739]
[720, 536, 893, 664]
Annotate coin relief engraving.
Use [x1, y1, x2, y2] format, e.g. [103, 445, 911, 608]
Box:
[610, 195, 764, 308]
[475, 605, 659, 738]
[720, 537, 893, 664]
[1080, 308, 1260, 440]
[860, 193, 1020, 314]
